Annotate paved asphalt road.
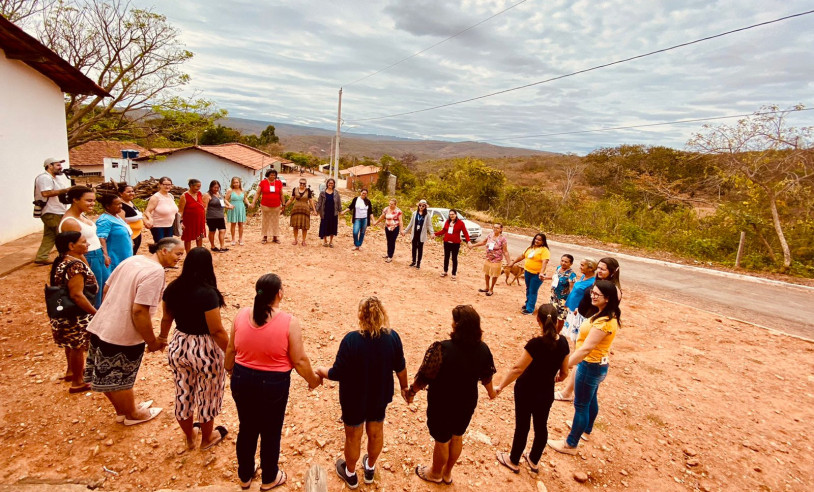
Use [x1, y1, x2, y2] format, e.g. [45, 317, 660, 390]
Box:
[495, 231, 814, 340]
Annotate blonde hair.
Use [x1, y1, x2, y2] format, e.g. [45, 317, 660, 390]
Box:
[358, 296, 390, 338]
[230, 177, 244, 192]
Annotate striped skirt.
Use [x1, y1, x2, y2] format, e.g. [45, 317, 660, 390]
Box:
[167, 331, 226, 422]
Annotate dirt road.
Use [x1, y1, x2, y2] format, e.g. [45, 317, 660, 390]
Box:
[499, 232, 814, 340]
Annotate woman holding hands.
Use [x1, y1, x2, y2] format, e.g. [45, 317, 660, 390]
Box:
[405, 200, 433, 269]
[509, 233, 551, 315]
[225, 177, 249, 246]
[434, 209, 471, 279]
[372, 198, 404, 263]
[493, 304, 569, 473]
[224, 273, 321, 490]
[285, 178, 317, 246]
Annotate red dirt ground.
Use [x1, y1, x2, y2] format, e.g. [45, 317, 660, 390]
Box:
[0, 214, 812, 491]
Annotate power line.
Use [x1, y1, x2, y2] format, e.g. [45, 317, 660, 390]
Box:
[350, 9, 814, 123]
[481, 107, 814, 142]
[344, 0, 530, 87]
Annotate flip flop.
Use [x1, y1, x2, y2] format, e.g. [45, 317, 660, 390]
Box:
[554, 391, 573, 402]
[486, 291, 494, 296]
[240, 464, 260, 490]
[442, 477, 453, 485]
[478, 289, 488, 292]
[68, 383, 91, 394]
[116, 400, 154, 423]
[496, 451, 520, 473]
[201, 425, 228, 450]
[415, 465, 442, 484]
[260, 469, 287, 490]
[522, 452, 540, 473]
[123, 407, 162, 426]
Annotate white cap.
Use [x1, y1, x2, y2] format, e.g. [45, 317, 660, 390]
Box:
[43, 157, 65, 168]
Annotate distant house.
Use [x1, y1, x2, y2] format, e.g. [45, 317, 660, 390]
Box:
[108, 143, 291, 190]
[69, 140, 153, 177]
[340, 165, 380, 190]
[0, 16, 108, 244]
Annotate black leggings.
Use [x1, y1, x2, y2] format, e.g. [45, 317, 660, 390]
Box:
[132, 233, 142, 256]
[509, 388, 553, 465]
[385, 227, 399, 258]
[443, 242, 461, 275]
[411, 237, 424, 265]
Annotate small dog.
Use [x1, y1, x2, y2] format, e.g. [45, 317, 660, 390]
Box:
[503, 264, 523, 286]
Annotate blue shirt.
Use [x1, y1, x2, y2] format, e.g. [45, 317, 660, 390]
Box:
[565, 275, 595, 312]
[95, 213, 133, 273]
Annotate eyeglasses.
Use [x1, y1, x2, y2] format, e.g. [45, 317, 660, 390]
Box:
[590, 291, 605, 298]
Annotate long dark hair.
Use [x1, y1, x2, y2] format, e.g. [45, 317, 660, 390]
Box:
[536, 303, 559, 348]
[252, 273, 282, 326]
[448, 209, 460, 224]
[529, 233, 548, 248]
[598, 257, 621, 289]
[208, 180, 221, 195]
[592, 279, 621, 326]
[450, 305, 482, 345]
[163, 247, 225, 310]
[60, 185, 94, 205]
[50, 231, 82, 284]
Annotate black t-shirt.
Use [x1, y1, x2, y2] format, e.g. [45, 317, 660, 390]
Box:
[328, 330, 406, 411]
[427, 340, 496, 417]
[164, 285, 221, 335]
[516, 336, 570, 396]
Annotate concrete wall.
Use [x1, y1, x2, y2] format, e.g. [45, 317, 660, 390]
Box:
[0, 49, 71, 245]
[104, 151, 270, 191]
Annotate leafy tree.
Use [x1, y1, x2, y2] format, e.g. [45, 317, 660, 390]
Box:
[243, 125, 279, 148]
[5, 0, 201, 147]
[148, 96, 226, 144]
[689, 105, 813, 272]
[199, 125, 242, 145]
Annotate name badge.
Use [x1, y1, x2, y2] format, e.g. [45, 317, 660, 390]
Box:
[600, 356, 609, 365]
[550, 275, 559, 289]
[448, 226, 454, 234]
[270, 186, 276, 193]
[487, 242, 494, 251]
[416, 224, 421, 230]
[527, 251, 534, 259]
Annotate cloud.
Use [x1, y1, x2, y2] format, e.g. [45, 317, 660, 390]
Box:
[131, 0, 814, 154]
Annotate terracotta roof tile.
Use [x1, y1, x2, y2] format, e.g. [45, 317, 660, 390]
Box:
[69, 141, 152, 167]
[339, 165, 380, 176]
[137, 143, 291, 171]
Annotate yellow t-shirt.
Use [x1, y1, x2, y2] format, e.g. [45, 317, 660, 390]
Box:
[575, 316, 619, 364]
[522, 246, 550, 274]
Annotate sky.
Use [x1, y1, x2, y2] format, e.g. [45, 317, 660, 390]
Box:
[133, 0, 814, 154]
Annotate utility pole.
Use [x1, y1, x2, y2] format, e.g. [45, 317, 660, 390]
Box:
[333, 88, 343, 183]
[328, 137, 334, 177]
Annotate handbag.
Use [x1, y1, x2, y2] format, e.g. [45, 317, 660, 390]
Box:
[172, 212, 182, 236]
[44, 284, 80, 318]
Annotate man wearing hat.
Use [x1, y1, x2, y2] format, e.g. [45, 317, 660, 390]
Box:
[33, 157, 71, 264]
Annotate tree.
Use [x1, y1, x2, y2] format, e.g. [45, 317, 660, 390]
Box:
[148, 96, 227, 144]
[199, 125, 242, 145]
[689, 105, 813, 272]
[243, 125, 279, 148]
[0, 0, 54, 22]
[7, 0, 200, 147]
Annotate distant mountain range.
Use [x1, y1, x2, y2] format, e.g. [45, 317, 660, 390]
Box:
[223, 117, 556, 161]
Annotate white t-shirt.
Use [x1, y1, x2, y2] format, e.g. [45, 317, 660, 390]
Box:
[87, 255, 166, 346]
[34, 172, 69, 215]
[354, 199, 369, 220]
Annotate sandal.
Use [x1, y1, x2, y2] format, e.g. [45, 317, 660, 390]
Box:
[201, 425, 228, 450]
[240, 464, 260, 490]
[496, 451, 520, 473]
[478, 289, 488, 293]
[239, 240, 245, 246]
[123, 407, 162, 426]
[486, 291, 494, 296]
[292, 240, 299, 245]
[260, 469, 286, 490]
[554, 391, 573, 402]
[68, 383, 91, 394]
[262, 237, 268, 244]
[415, 465, 442, 484]
[522, 452, 540, 473]
[440, 272, 447, 277]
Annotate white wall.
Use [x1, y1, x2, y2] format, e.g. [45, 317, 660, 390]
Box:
[0, 49, 72, 245]
[104, 151, 265, 192]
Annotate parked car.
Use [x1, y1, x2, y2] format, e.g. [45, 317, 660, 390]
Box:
[279, 176, 287, 187]
[426, 208, 482, 241]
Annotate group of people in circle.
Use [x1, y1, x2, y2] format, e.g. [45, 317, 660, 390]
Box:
[42, 171, 623, 489]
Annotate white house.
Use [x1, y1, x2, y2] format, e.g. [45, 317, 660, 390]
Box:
[106, 143, 291, 191]
[69, 140, 152, 177]
[0, 16, 109, 245]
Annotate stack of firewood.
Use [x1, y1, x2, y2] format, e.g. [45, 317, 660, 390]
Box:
[94, 177, 187, 199]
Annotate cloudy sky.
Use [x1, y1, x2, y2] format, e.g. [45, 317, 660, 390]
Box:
[133, 0, 814, 154]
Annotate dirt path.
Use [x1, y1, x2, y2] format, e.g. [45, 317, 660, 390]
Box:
[0, 216, 812, 491]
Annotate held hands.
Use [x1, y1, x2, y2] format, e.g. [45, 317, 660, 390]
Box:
[494, 386, 503, 398]
[309, 375, 323, 391]
[487, 387, 498, 400]
[146, 338, 167, 353]
[555, 371, 566, 383]
[401, 387, 414, 404]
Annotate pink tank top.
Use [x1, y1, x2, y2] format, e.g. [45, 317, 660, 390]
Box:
[234, 307, 294, 372]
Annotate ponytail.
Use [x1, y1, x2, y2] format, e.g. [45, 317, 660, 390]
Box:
[253, 273, 282, 326]
[536, 303, 559, 347]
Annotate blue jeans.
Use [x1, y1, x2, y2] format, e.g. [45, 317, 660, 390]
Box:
[85, 248, 109, 308]
[150, 226, 174, 241]
[567, 361, 608, 447]
[231, 364, 291, 484]
[523, 270, 543, 313]
[353, 218, 368, 247]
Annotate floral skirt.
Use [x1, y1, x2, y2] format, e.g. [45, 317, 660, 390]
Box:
[50, 314, 92, 350]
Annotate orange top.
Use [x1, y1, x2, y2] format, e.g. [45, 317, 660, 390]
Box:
[234, 307, 294, 372]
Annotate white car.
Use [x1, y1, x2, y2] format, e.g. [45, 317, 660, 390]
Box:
[426, 208, 482, 241]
